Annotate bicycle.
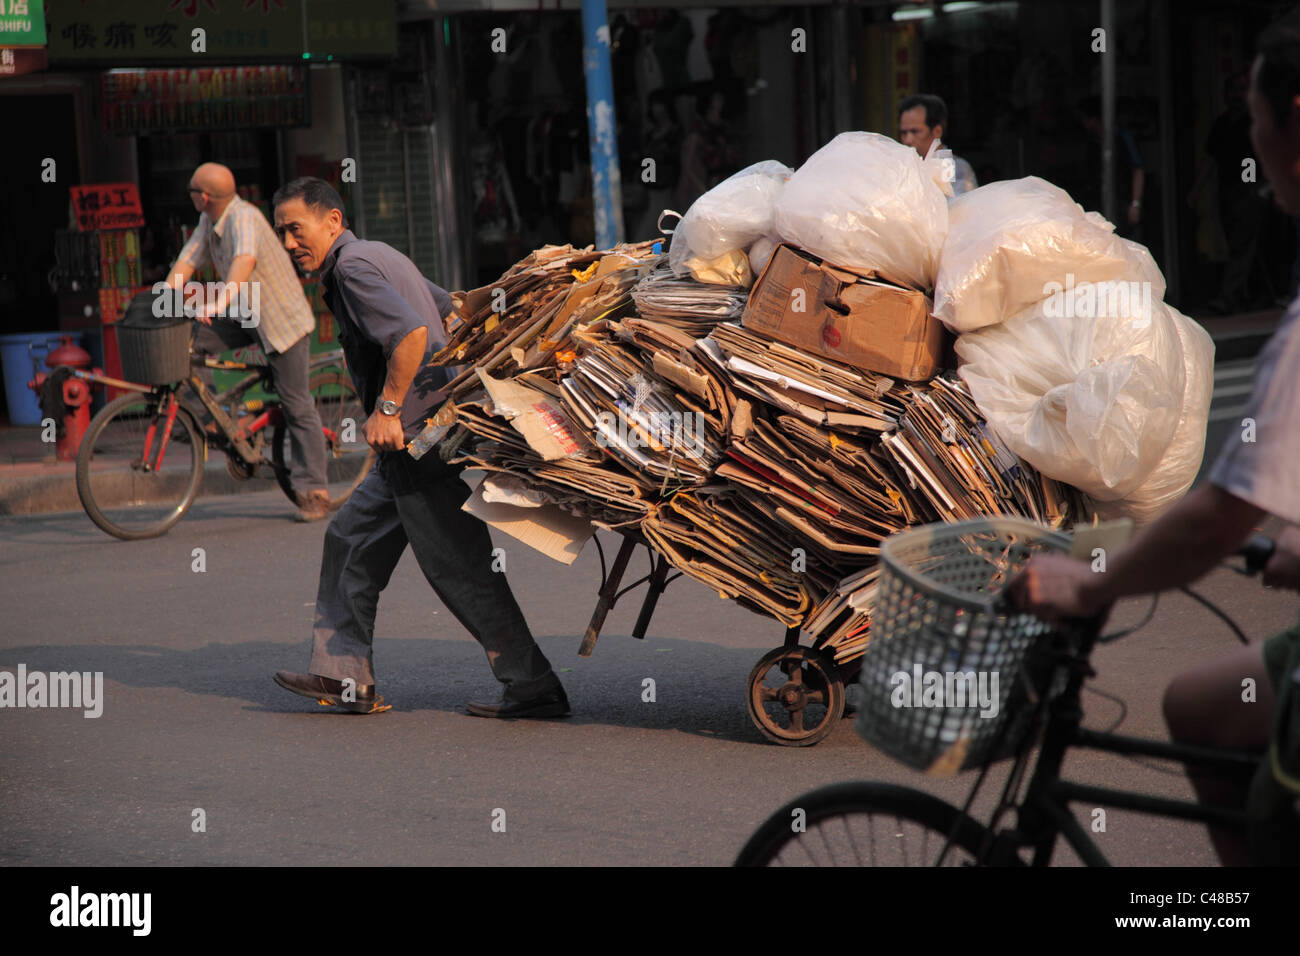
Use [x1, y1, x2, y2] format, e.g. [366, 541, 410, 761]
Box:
[734, 517, 1287, 867]
[74, 334, 375, 541]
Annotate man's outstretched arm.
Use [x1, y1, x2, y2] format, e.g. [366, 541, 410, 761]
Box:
[363, 327, 427, 452]
[1010, 483, 1265, 622]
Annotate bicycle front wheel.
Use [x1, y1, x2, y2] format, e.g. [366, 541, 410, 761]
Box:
[734, 782, 995, 867]
[272, 371, 375, 509]
[76, 390, 205, 540]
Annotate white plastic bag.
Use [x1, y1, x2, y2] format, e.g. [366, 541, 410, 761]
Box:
[772, 132, 949, 290]
[747, 232, 782, 277]
[669, 160, 792, 280]
[956, 296, 1187, 502]
[1092, 308, 1214, 524]
[935, 177, 1144, 333]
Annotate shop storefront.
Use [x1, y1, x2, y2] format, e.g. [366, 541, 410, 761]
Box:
[0, 0, 397, 415]
[415, 0, 1298, 315]
[894, 0, 1298, 316]
[421, 4, 833, 288]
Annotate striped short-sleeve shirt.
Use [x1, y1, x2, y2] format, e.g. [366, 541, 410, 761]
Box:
[1208, 298, 1300, 525]
[178, 195, 316, 354]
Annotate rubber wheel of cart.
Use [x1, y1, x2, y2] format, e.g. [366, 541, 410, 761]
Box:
[747, 646, 845, 747]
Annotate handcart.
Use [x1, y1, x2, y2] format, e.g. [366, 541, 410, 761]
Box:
[576, 530, 858, 747]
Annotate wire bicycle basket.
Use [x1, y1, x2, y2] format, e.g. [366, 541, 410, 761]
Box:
[853, 517, 1070, 775]
[115, 291, 192, 386]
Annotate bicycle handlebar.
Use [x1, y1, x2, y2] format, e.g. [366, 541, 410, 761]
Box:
[992, 532, 1276, 646]
[1236, 533, 1275, 576]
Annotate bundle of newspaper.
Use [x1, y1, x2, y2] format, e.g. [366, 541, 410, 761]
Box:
[415, 249, 1090, 662]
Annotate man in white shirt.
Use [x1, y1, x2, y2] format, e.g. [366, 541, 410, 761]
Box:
[167, 163, 330, 521]
[898, 93, 978, 195]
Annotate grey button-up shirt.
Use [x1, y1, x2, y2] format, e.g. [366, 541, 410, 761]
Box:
[1208, 297, 1300, 525]
[318, 230, 455, 440]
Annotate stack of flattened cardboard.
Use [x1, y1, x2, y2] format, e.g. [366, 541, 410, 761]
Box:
[558, 331, 726, 487]
[435, 241, 662, 404]
[414, 247, 1091, 660]
[629, 264, 749, 335]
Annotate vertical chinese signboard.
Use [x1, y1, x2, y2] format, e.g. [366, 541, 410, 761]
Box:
[68, 184, 149, 393]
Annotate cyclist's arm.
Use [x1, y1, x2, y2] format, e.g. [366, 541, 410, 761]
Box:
[1083, 483, 1264, 606]
[166, 258, 197, 290]
[210, 254, 256, 315]
[1264, 524, 1300, 590]
[1012, 483, 1263, 621]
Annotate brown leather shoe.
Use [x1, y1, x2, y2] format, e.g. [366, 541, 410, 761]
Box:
[294, 489, 331, 523]
[466, 686, 570, 719]
[273, 671, 390, 714]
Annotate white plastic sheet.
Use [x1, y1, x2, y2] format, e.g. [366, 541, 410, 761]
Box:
[1092, 307, 1215, 524]
[747, 232, 781, 277]
[772, 132, 950, 290]
[955, 295, 1188, 503]
[935, 177, 1149, 333]
[669, 160, 792, 282]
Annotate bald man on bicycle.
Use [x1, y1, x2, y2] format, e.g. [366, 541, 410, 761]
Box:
[1010, 26, 1300, 866]
[168, 162, 331, 522]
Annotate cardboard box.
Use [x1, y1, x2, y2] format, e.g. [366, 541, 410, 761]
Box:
[462, 476, 595, 565]
[741, 243, 949, 382]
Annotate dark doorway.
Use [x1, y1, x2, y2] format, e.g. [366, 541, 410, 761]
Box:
[0, 94, 79, 335]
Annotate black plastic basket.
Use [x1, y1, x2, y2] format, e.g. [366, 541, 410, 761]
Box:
[116, 291, 192, 385]
[853, 518, 1069, 775]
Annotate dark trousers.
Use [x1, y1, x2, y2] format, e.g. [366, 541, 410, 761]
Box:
[309, 450, 561, 700]
[193, 321, 328, 493]
[1216, 193, 1267, 309]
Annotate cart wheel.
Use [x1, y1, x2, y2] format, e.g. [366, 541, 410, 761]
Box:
[747, 646, 844, 747]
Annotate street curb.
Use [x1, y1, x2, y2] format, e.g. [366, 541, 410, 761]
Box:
[0, 456, 366, 518]
[1211, 331, 1272, 364]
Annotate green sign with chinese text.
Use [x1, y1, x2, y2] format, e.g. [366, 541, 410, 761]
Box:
[0, 0, 46, 47]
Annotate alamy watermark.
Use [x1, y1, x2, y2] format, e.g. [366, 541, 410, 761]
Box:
[890, 664, 999, 719]
[151, 278, 260, 327]
[1041, 274, 1153, 326]
[593, 400, 708, 455]
[0, 664, 103, 718]
[50, 886, 150, 936]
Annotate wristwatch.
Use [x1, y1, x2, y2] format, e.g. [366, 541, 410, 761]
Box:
[379, 399, 401, 417]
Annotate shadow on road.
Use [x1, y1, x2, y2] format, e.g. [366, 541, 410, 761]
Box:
[0, 632, 832, 747]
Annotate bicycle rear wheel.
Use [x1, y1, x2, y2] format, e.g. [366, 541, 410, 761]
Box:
[76, 390, 205, 540]
[734, 782, 995, 867]
[272, 371, 375, 509]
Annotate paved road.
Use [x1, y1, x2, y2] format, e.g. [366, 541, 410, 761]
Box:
[1198, 356, 1258, 485]
[2, 476, 1294, 867]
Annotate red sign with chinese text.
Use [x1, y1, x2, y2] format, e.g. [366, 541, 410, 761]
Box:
[70, 183, 145, 232]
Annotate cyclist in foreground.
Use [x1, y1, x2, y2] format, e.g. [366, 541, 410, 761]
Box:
[1010, 25, 1300, 866]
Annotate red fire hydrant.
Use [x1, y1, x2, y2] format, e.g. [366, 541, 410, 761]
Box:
[28, 337, 99, 462]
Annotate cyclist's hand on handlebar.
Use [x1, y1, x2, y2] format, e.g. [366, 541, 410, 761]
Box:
[1007, 553, 1106, 625]
[363, 411, 406, 452]
[1263, 525, 1300, 591]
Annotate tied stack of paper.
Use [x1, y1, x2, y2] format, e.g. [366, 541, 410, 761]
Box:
[629, 263, 749, 335]
[413, 245, 1091, 664]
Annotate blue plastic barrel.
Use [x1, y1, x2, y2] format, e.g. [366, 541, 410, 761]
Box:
[0, 331, 85, 426]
